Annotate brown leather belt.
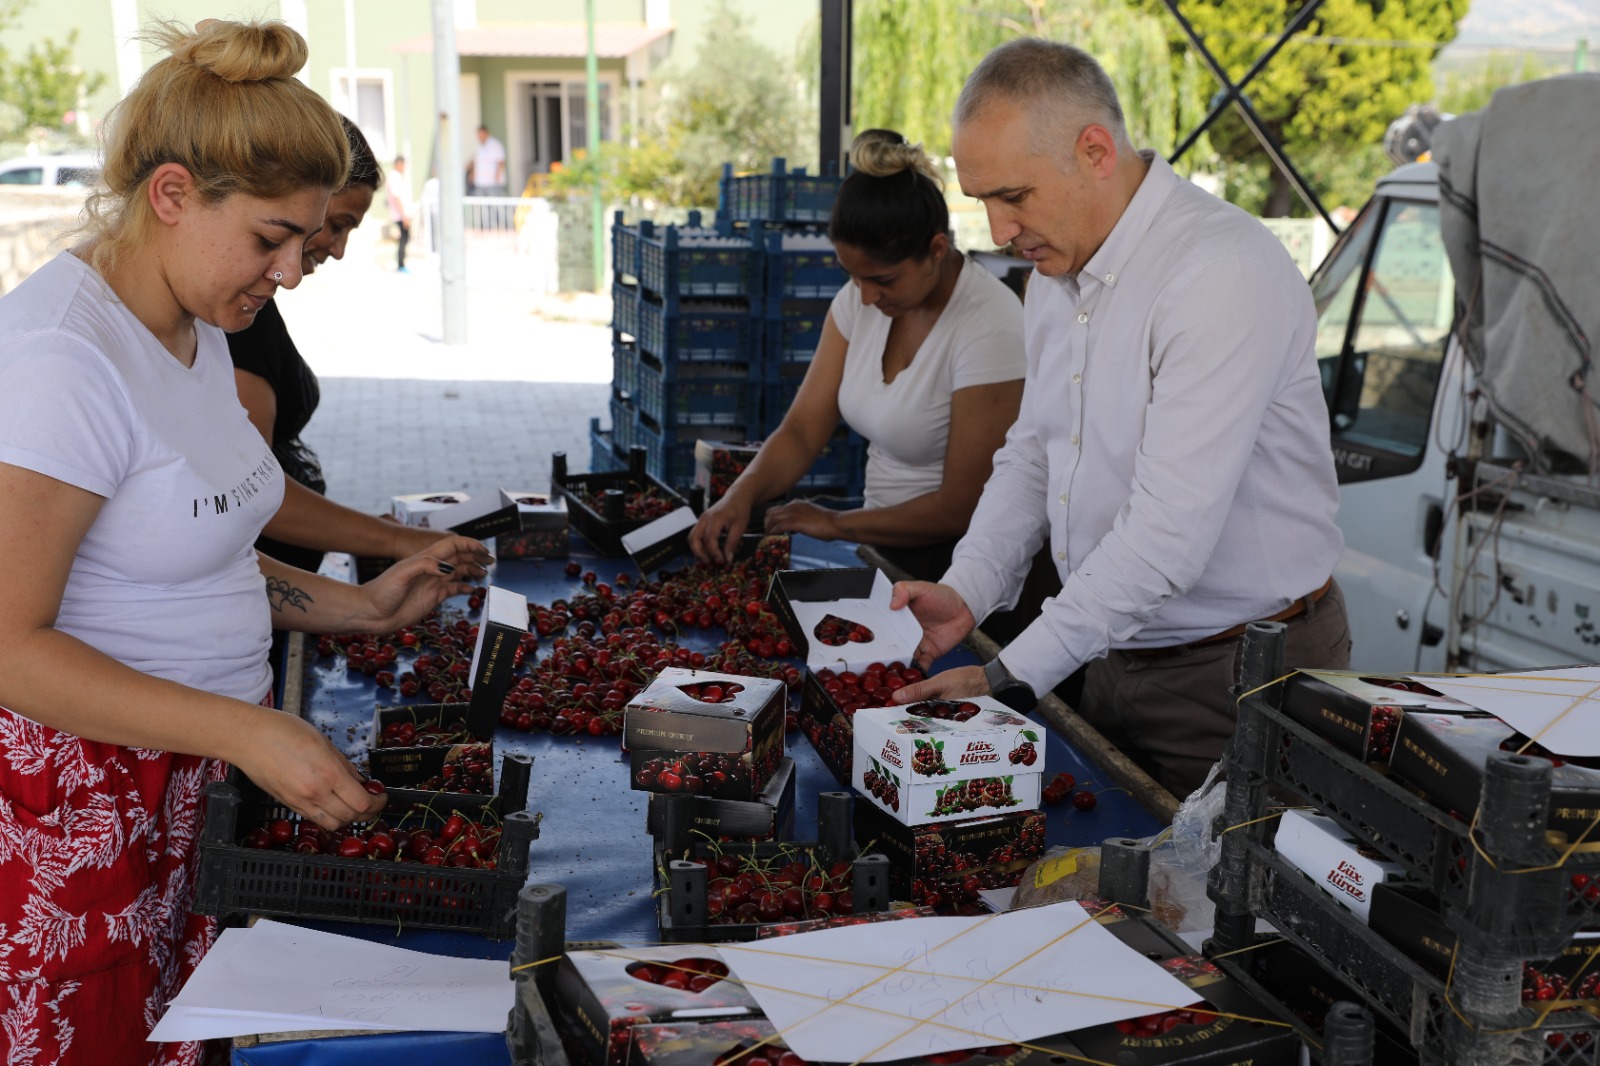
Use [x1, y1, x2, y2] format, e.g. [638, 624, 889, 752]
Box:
[1122, 577, 1334, 660]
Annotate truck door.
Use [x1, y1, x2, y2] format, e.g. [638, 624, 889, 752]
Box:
[1313, 174, 1455, 672]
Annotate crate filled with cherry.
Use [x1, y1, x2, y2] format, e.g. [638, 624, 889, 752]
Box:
[195, 754, 538, 936]
[655, 792, 890, 942]
[766, 568, 927, 786]
[853, 799, 1046, 915]
[625, 667, 787, 801]
[551, 447, 689, 556]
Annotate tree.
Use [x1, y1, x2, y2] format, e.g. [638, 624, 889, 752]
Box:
[0, 1, 104, 143]
[556, 0, 811, 210]
[1138, 0, 1471, 216]
[846, 0, 1214, 168]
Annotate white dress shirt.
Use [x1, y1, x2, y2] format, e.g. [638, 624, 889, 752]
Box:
[943, 153, 1343, 696]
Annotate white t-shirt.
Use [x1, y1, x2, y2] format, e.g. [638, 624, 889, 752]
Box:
[832, 258, 1026, 509]
[472, 135, 506, 189]
[0, 253, 283, 704]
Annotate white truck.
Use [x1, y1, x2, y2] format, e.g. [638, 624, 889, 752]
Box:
[1319, 75, 1600, 674]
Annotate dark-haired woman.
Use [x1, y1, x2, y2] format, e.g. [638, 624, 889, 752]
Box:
[690, 129, 1025, 581]
[230, 117, 473, 576]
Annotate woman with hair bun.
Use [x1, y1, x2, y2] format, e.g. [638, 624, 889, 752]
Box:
[0, 20, 483, 1063]
[690, 129, 1026, 581]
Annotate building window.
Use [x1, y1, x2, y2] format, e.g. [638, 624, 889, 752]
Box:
[331, 70, 393, 162]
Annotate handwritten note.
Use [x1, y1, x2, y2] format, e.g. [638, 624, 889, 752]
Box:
[1414, 666, 1600, 757]
[148, 920, 513, 1042]
[717, 902, 1199, 1062]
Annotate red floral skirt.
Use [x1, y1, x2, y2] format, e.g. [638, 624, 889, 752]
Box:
[0, 707, 235, 1066]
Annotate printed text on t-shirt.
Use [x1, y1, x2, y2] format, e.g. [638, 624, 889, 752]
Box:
[193, 456, 279, 517]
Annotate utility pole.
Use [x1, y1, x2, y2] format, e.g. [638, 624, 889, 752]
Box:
[433, 0, 467, 343]
[586, 0, 604, 292]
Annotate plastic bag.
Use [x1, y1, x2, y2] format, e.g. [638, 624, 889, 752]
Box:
[1146, 762, 1227, 932]
[1012, 846, 1102, 910]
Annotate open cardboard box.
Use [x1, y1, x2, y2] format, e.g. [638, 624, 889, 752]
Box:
[768, 568, 923, 784]
[852, 701, 1044, 826]
[494, 491, 570, 559]
[623, 667, 787, 801]
[368, 585, 528, 788]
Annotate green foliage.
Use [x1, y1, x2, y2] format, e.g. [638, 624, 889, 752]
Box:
[1436, 52, 1549, 116]
[848, 0, 1213, 169]
[1137, 0, 1471, 215]
[0, 1, 104, 143]
[555, 0, 810, 210]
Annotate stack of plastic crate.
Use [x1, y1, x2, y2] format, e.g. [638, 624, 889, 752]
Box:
[1204, 624, 1600, 1065]
[716, 158, 867, 500]
[607, 210, 761, 487]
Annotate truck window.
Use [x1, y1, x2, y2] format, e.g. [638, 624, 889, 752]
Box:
[1313, 197, 1451, 474]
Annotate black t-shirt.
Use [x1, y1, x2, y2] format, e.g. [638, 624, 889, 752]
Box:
[227, 298, 327, 574]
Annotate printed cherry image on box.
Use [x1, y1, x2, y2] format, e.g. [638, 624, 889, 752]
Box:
[852, 700, 1044, 826]
[766, 568, 927, 786]
[625, 667, 787, 801]
[368, 584, 528, 790]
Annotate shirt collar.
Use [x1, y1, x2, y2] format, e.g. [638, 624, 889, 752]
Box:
[1079, 150, 1176, 290]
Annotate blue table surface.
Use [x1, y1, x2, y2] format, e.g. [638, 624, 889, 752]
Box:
[235, 534, 1164, 1064]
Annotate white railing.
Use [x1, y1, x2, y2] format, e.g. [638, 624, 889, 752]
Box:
[418, 181, 560, 292]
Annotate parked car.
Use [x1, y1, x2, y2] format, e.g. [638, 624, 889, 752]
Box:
[0, 153, 100, 190]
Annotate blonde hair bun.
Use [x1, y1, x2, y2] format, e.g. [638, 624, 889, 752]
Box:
[850, 130, 941, 185]
[147, 18, 307, 83]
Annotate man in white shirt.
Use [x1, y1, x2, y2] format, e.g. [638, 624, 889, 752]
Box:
[891, 38, 1350, 798]
[469, 125, 507, 196]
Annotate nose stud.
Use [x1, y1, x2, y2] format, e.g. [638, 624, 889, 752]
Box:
[273, 272, 283, 281]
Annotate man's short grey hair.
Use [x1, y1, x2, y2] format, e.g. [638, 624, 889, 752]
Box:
[953, 38, 1131, 159]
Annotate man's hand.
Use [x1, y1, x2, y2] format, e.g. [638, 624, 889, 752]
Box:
[891, 664, 990, 705]
[764, 500, 843, 541]
[889, 581, 977, 670]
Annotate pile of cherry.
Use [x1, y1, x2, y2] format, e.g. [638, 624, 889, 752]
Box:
[911, 816, 1047, 913]
[673, 849, 861, 925]
[575, 483, 679, 522]
[240, 804, 504, 869]
[626, 956, 730, 993]
[812, 614, 875, 647]
[317, 546, 801, 738]
[812, 663, 928, 716]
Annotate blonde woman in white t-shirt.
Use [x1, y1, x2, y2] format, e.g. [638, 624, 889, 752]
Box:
[690, 129, 1026, 580]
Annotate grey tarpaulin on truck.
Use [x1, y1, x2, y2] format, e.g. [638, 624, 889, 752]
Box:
[1433, 73, 1600, 473]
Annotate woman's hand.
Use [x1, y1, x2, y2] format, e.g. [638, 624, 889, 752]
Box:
[348, 536, 482, 633]
[690, 495, 754, 565]
[231, 710, 385, 830]
[764, 500, 844, 541]
[385, 522, 492, 579]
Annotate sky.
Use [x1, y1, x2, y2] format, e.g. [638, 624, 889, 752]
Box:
[1451, 0, 1600, 49]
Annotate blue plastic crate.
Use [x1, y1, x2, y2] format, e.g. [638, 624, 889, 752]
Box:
[636, 355, 761, 429]
[797, 430, 867, 496]
[761, 301, 831, 377]
[718, 158, 842, 227]
[635, 416, 754, 492]
[610, 394, 637, 457]
[611, 338, 641, 399]
[636, 298, 757, 364]
[759, 231, 846, 302]
[612, 212, 641, 286]
[639, 219, 754, 301]
[589, 418, 626, 474]
[611, 283, 640, 340]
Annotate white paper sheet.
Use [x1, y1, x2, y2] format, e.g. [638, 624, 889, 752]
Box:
[1413, 667, 1600, 757]
[718, 902, 1199, 1063]
[148, 921, 514, 1042]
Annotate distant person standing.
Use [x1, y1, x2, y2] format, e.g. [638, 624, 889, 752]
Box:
[387, 155, 413, 272]
[469, 124, 506, 196]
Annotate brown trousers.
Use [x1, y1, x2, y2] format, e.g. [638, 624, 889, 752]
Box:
[1078, 582, 1353, 800]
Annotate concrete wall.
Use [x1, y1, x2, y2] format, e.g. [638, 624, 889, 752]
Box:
[0, 192, 82, 295]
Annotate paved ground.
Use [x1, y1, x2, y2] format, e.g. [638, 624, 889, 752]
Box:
[287, 223, 615, 516]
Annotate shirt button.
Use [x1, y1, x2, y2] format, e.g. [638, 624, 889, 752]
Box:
[1058, 493, 1067, 504]
[1077, 312, 1089, 324]
[1105, 273, 1115, 283]
[1070, 434, 1080, 446]
[1057, 550, 1066, 561]
[1072, 373, 1081, 384]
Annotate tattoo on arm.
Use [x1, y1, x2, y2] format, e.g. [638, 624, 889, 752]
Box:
[265, 576, 315, 615]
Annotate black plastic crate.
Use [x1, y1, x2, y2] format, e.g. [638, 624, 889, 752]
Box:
[195, 754, 538, 937]
[654, 792, 889, 942]
[551, 447, 690, 555]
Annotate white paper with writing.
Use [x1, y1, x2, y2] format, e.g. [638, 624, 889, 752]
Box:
[1413, 667, 1600, 757]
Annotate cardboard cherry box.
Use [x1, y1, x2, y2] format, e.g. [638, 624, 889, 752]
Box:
[494, 491, 570, 560]
[767, 568, 924, 786]
[853, 800, 1046, 915]
[391, 488, 521, 541]
[1388, 710, 1600, 842]
[852, 702, 1044, 826]
[624, 667, 787, 801]
[367, 585, 528, 790]
[648, 757, 798, 853]
[1283, 669, 1482, 762]
[553, 944, 761, 1066]
[693, 439, 763, 502]
[1273, 808, 1413, 924]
